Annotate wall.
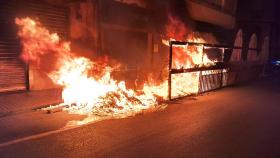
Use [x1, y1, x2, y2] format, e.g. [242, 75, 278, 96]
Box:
[236, 0, 278, 60]
[186, 0, 236, 29]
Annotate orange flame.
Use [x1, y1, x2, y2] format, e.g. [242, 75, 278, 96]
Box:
[160, 15, 217, 96]
[15, 16, 219, 125]
[162, 15, 217, 69]
[16, 17, 165, 125]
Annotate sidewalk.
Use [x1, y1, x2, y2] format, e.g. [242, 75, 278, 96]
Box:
[0, 89, 63, 117]
[0, 89, 85, 144]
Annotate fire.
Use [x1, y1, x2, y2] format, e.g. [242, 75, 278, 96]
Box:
[16, 17, 165, 125]
[140, 16, 218, 99]
[162, 15, 217, 69]
[15, 16, 218, 125]
[160, 15, 217, 96]
[142, 72, 200, 99]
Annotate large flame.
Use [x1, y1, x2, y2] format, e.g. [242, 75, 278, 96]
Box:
[16, 17, 165, 125]
[162, 15, 217, 69]
[160, 15, 217, 96]
[141, 16, 218, 99]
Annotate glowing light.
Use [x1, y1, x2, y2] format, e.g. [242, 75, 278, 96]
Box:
[16, 17, 165, 125]
[161, 15, 217, 96]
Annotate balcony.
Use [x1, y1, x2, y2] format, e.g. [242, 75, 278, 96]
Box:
[186, 0, 236, 28]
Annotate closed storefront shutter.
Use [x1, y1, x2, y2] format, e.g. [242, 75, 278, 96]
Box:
[0, 0, 68, 92]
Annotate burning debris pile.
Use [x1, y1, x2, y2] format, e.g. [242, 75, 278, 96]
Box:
[16, 17, 166, 125]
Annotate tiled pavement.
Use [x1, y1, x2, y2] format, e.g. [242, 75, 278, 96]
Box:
[0, 88, 86, 144]
[0, 89, 63, 117]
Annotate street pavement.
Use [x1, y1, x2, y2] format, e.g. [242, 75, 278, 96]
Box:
[0, 88, 85, 144]
[0, 89, 62, 116]
[0, 76, 280, 158]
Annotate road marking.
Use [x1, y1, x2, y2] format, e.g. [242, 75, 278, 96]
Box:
[0, 125, 81, 148]
[0, 106, 166, 148]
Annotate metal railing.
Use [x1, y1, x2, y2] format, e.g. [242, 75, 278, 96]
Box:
[168, 40, 259, 100]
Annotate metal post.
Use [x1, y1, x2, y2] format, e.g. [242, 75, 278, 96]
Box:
[25, 63, 30, 91]
[220, 69, 223, 88]
[202, 45, 205, 65]
[198, 45, 205, 93]
[220, 48, 225, 88]
[222, 48, 225, 61]
[168, 41, 173, 100]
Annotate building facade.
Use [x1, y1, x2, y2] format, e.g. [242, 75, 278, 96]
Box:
[236, 0, 279, 60]
[1, 0, 267, 93]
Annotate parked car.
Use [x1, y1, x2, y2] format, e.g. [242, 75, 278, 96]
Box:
[270, 59, 280, 73]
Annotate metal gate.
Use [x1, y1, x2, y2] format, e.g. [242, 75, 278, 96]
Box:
[0, 0, 68, 92]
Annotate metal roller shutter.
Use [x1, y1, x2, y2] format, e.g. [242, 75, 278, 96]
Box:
[0, 0, 68, 92]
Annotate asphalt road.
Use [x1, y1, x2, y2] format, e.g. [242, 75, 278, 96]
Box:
[0, 76, 280, 158]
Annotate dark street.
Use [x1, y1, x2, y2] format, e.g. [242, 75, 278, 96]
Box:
[0, 76, 280, 158]
[1, 0, 280, 157]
